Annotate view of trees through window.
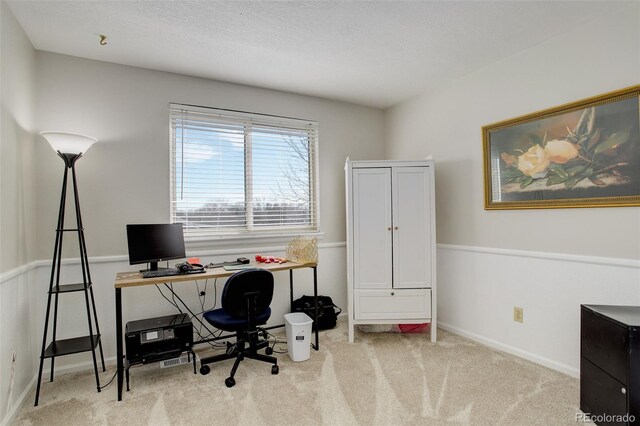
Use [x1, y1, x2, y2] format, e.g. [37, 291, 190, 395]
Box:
[170, 108, 318, 237]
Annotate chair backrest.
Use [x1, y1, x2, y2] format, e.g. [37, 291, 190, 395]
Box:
[221, 268, 274, 319]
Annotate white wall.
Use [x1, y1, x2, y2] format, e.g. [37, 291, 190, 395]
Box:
[385, 4, 640, 375]
[0, 2, 38, 424]
[438, 246, 640, 376]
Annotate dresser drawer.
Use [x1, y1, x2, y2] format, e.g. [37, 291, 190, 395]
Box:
[582, 308, 629, 384]
[355, 289, 430, 320]
[580, 357, 628, 424]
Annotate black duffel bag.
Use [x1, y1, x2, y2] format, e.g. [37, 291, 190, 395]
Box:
[292, 295, 342, 331]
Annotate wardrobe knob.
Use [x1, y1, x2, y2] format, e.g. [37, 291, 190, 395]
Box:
[622, 387, 627, 394]
[394, 226, 398, 230]
[391, 292, 395, 296]
[387, 227, 391, 231]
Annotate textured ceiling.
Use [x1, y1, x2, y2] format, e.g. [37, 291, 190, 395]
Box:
[7, 1, 622, 108]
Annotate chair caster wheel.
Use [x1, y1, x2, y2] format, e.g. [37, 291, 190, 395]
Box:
[200, 365, 210, 375]
[271, 365, 279, 375]
[225, 377, 236, 388]
[265, 347, 273, 355]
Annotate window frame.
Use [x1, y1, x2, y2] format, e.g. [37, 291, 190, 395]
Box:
[169, 103, 320, 242]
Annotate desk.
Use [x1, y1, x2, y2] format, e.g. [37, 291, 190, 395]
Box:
[114, 261, 318, 401]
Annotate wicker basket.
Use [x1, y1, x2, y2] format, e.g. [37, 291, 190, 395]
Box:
[285, 236, 318, 263]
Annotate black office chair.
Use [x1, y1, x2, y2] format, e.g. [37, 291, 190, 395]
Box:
[199, 268, 278, 387]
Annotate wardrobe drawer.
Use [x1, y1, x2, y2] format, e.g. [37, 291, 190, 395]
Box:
[355, 289, 430, 320]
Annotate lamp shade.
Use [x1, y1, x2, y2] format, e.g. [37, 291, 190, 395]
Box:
[40, 131, 97, 155]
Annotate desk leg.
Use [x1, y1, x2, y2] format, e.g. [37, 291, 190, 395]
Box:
[289, 270, 294, 312]
[115, 288, 123, 401]
[313, 266, 319, 351]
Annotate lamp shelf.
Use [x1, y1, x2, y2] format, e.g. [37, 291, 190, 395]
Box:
[49, 283, 92, 294]
[43, 335, 101, 358]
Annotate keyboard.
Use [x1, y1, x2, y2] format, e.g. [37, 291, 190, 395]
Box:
[142, 268, 205, 279]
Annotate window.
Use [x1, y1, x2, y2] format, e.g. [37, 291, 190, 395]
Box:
[170, 104, 319, 240]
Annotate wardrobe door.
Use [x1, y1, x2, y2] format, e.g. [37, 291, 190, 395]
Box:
[352, 168, 392, 289]
[392, 166, 431, 289]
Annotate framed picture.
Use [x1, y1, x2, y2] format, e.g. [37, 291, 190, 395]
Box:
[483, 85, 640, 210]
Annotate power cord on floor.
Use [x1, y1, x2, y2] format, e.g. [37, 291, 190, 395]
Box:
[98, 370, 118, 390]
[266, 330, 288, 354]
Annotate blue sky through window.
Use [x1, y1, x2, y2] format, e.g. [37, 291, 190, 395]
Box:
[172, 117, 313, 232]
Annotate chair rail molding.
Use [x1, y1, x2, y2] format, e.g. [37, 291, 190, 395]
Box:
[437, 243, 640, 269]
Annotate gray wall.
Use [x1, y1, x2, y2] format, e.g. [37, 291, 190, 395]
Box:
[35, 52, 385, 259]
[1, 1, 36, 272]
[0, 2, 38, 423]
[2, 46, 384, 423]
[384, 3, 640, 375]
[384, 3, 640, 260]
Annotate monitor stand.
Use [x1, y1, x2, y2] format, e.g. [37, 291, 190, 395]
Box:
[139, 261, 172, 273]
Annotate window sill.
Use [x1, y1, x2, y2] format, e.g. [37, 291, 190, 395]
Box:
[185, 232, 324, 252]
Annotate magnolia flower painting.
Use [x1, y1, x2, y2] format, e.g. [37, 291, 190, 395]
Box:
[483, 86, 640, 209]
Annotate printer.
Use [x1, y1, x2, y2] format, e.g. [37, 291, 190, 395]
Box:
[125, 313, 193, 364]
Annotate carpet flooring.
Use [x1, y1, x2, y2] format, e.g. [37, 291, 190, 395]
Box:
[14, 319, 580, 425]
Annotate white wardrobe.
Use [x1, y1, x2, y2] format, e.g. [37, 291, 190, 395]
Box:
[345, 159, 436, 343]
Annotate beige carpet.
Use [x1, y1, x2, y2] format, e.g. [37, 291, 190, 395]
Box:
[15, 319, 579, 425]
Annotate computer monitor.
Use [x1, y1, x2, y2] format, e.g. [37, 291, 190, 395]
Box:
[126, 223, 186, 271]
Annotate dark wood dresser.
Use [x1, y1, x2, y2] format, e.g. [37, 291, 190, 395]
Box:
[581, 304, 640, 425]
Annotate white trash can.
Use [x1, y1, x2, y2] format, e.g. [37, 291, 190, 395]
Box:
[284, 312, 313, 362]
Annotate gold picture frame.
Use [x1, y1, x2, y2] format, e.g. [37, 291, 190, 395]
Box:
[483, 85, 640, 210]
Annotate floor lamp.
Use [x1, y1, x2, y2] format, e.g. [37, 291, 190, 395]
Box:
[34, 132, 106, 406]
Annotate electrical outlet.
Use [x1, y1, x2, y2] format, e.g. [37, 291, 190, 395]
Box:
[513, 307, 524, 323]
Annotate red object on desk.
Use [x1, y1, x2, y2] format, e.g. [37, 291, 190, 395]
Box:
[255, 254, 287, 264]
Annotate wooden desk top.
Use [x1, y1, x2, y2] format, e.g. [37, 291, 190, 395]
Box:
[114, 261, 317, 288]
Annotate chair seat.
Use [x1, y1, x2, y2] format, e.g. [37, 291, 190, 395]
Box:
[204, 307, 271, 332]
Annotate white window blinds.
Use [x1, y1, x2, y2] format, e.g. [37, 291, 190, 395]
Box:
[170, 104, 319, 239]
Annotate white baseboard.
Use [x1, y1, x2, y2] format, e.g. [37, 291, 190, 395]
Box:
[42, 355, 118, 377]
[1, 375, 35, 426]
[438, 322, 579, 378]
